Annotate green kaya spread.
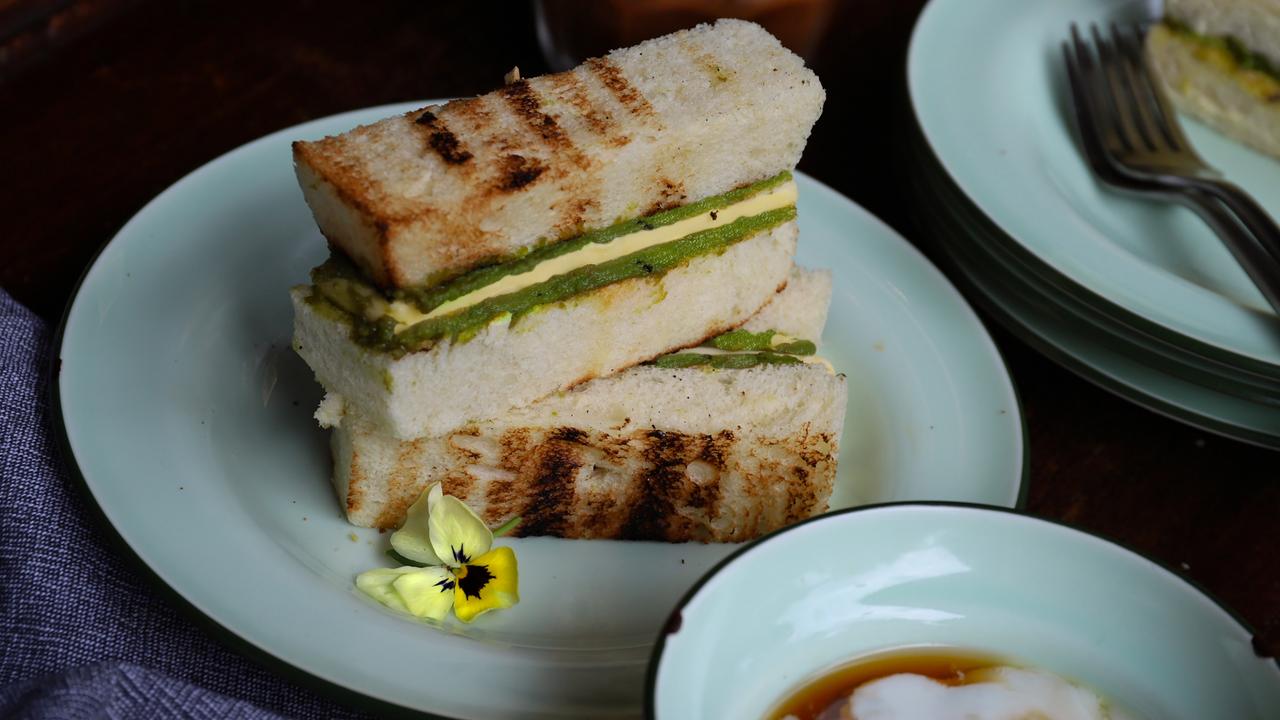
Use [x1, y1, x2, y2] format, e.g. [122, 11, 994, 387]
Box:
[305, 171, 796, 354]
[652, 329, 819, 370]
[1164, 18, 1280, 82]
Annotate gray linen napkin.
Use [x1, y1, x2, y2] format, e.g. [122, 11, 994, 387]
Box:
[0, 288, 370, 720]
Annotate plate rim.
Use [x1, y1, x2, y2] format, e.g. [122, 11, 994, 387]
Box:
[905, 120, 1280, 448]
[941, 220, 1280, 448]
[45, 256, 455, 717]
[50, 101, 1028, 718]
[794, 170, 1029, 509]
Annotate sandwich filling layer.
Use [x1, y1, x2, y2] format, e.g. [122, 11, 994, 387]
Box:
[1159, 19, 1280, 100]
[651, 328, 834, 371]
[306, 171, 798, 353]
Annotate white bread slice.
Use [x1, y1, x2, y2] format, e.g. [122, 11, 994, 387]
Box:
[1165, 0, 1280, 66]
[292, 220, 798, 439]
[292, 19, 824, 288]
[1147, 23, 1280, 159]
[327, 267, 845, 542]
[742, 266, 831, 342]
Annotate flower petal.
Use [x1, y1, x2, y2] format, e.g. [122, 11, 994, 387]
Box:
[429, 494, 493, 568]
[453, 546, 519, 623]
[355, 567, 421, 613]
[390, 483, 443, 565]
[391, 566, 456, 621]
[425, 481, 443, 511]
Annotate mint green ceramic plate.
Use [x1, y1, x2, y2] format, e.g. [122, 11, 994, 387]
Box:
[906, 130, 1280, 447]
[909, 0, 1280, 374]
[928, 174, 1280, 447]
[650, 504, 1280, 719]
[54, 102, 1023, 719]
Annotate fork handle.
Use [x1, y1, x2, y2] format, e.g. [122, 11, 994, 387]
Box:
[1173, 190, 1280, 314]
[1178, 177, 1280, 266]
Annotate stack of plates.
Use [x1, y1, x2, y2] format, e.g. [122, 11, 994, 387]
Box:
[907, 0, 1280, 447]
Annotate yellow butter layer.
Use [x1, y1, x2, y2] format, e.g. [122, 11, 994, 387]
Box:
[1159, 21, 1280, 101]
[307, 171, 798, 353]
[387, 180, 798, 331]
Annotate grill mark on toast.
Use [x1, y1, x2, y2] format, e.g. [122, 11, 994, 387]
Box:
[642, 177, 688, 216]
[487, 428, 535, 524]
[517, 427, 585, 537]
[361, 425, 840, 540]
[571, 441, 631, 539]
[621, 429, 696, 541]
[544, 69, 630, 146]
[687, 431, 730, 513]
[445, 470, 476, 505]
[411, 97, 535, 267]
[346, 447, 366, 515]
[369, 438, 429, 529]
[499, 80, 581, 156]
[586, 57, 655, 118]
[373, 490, 411, 530]
[413, 109, 473, 165]
[552, 196, 600, 238]
[440, 97, 501, 165]
[442, 96, 493, 126]
[499, 153, 547, 191]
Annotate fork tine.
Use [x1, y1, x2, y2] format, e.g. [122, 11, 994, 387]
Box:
[1116, 23, 1194, 152]
[1108, 23, 1166, 152]
[1090, 23, 1150, 153]
[1068, 24, 1124, 153]
[1077, 23, 1128, 153]
[1062, 40, 1114, 177]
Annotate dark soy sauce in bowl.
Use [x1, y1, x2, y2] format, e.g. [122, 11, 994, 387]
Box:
[766, 647, 1007, 720]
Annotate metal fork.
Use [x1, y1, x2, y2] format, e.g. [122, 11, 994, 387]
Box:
[1064, 22, 1280, 312]
[1085, 23, 1280, 263]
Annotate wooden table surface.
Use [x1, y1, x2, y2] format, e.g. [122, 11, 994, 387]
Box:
[2, 0, 1275, 703]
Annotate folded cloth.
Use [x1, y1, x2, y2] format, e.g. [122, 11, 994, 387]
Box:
[0, 288, 368, 720]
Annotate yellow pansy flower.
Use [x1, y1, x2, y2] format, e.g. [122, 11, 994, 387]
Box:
[356, 483, 519, 623]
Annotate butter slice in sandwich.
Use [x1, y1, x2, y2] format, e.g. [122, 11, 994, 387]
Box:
[388, 179, 798, 330]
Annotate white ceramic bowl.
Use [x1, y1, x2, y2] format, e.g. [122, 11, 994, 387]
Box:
[647, 503, 1280, 719]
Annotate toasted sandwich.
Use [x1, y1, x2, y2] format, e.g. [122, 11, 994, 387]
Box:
[1147, 0, 1280, 158]
[290, 19, 825, 439]
[320, 267, 847, 543]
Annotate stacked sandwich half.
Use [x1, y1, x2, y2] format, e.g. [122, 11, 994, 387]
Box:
[1147, 0, 1280, 158]
[289, 19, 846, 543]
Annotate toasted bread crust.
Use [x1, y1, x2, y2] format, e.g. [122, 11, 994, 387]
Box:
[363, 423, 838, 542]
[292, 19, 824, 289]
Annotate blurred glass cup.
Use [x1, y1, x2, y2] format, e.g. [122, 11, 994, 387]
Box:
[534, 0, 835, 70]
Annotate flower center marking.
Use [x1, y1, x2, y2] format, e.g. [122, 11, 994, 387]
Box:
[458, 564, 494, 600]
[453, 545, 470, 564]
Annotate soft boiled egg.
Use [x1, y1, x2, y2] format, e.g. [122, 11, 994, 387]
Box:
[844, 667, 1135, 720]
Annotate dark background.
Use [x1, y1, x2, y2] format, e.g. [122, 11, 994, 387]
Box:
[2, 0, 1275, 694]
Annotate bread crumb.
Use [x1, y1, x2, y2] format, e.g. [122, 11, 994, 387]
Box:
[315, 392, 346, 429]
